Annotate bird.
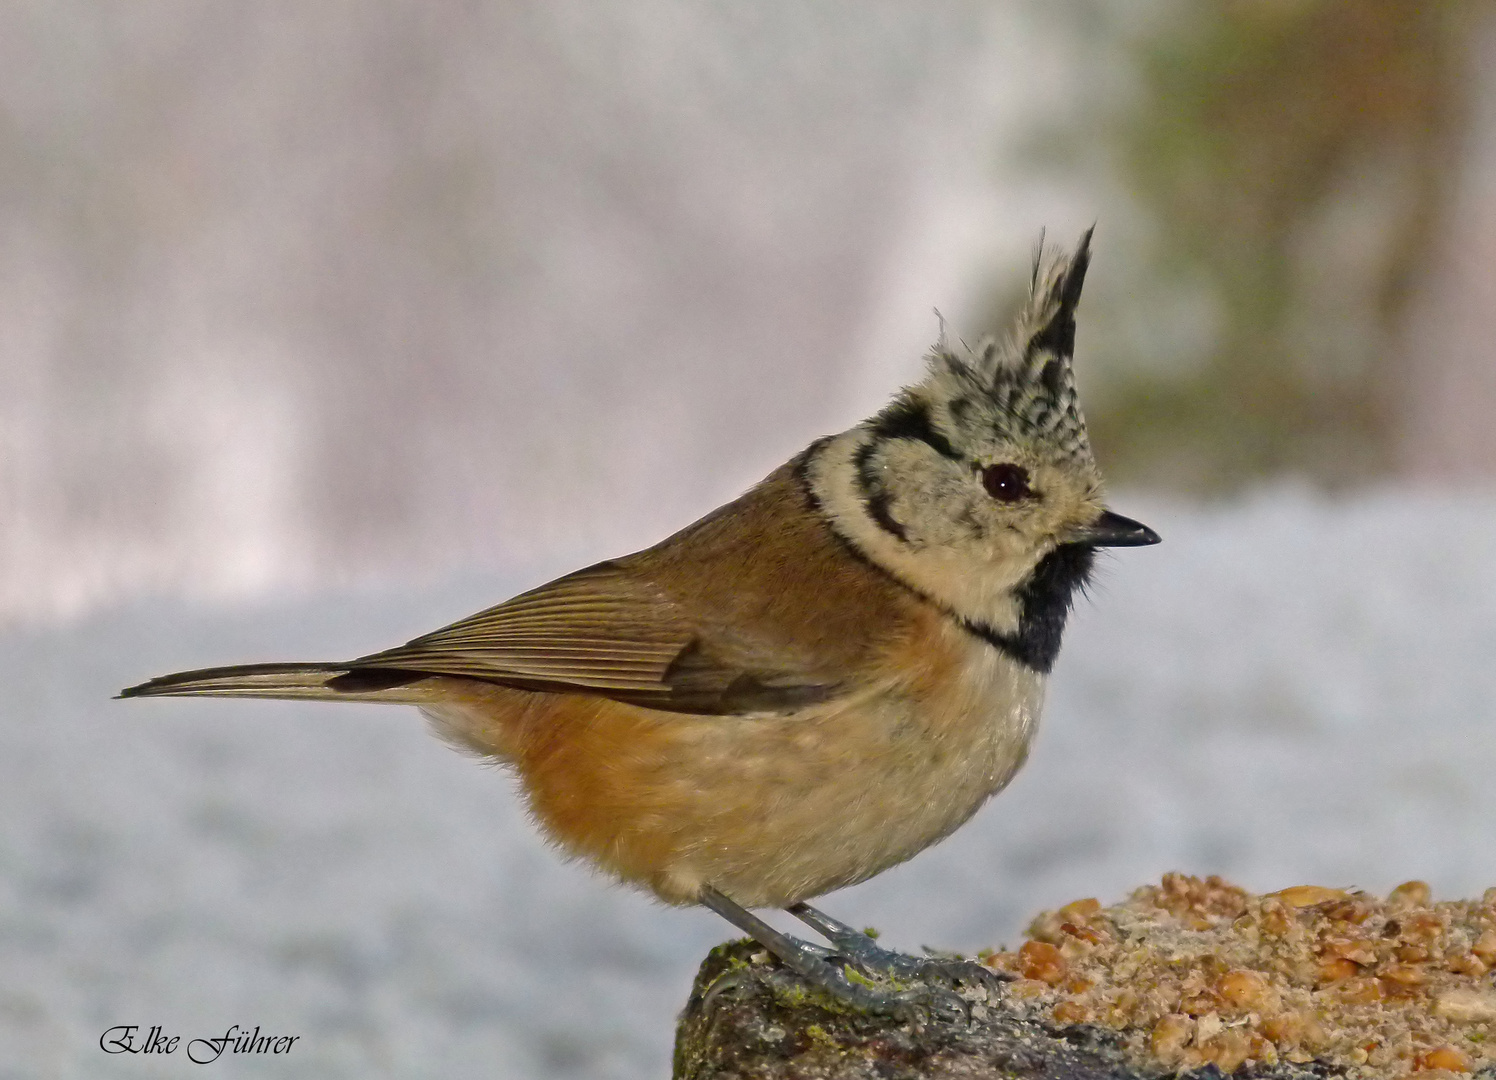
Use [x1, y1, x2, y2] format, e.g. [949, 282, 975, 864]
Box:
[121, 230, 1158, 1016]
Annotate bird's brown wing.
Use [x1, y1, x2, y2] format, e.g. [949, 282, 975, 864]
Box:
[342, 559, 845, 715]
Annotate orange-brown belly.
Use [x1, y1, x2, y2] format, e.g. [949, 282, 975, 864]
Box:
[425, 636, 1044, 908]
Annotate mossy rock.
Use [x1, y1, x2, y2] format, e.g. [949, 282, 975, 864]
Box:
[674, 938, 1153, 1080]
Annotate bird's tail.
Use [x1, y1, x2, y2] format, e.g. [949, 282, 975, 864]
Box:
[118, 662, 434, 704]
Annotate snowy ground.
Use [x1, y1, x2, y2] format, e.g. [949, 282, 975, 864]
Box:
[5, 487, 1496, 1079]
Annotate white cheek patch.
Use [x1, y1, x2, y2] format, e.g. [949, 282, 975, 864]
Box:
[808, 432, 1026, 634]
[874, 440, 979, 547]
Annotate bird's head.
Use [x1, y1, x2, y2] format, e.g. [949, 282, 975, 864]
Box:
[807, 229, 1158, 664]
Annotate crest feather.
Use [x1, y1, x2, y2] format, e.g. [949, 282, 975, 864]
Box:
[919, 229, 1096, 466]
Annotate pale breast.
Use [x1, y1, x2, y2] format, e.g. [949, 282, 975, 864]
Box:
[418, 612, 1048, 909]
[641, 617, 1048, 907]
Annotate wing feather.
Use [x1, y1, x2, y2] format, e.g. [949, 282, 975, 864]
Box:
[345, 561, 840, 713]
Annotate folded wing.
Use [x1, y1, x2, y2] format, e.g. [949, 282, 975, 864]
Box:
[340, 560, 843, 714]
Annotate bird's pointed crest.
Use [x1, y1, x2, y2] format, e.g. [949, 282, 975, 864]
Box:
[919, 229, 1095, 467]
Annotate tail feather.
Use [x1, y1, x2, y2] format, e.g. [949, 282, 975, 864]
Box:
[118, 662, 433, 704]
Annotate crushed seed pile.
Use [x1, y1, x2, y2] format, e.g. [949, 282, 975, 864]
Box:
[978, 875, 1496, 1077]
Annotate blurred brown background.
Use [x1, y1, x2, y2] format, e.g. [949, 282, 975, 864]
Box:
[3, 0, 1494, 626]
[1045, 0, 1496, 491]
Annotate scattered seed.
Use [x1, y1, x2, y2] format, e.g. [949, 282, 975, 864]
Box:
[1018, 940, 1067, 985]
[982, 875, 1496, 1077]
[1415, 1046, 1472, 1072]
[1433, 989, 1496, 1024]
[1389, 881, 1433, 910]
[1269, 885, 1351, 908]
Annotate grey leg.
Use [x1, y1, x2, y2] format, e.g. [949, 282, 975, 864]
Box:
[788, 899, 1011, 993]
[698, 885, 967, 1022]
[787, 900, 927, 978]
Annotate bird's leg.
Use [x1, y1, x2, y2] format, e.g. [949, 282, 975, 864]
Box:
[788, 900, 1011, 994]
[787, 900, 925, 978]
[697, 885, 966, 1022]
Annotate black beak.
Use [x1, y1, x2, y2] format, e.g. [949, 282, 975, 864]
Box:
[1069, 510, 1161, 548]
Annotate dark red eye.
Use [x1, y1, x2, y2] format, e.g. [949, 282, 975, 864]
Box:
[981, 463, 1032, 502]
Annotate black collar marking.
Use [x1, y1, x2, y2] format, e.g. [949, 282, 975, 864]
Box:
[795, 444, 1092, 675]
[959, 543, 1093, 674]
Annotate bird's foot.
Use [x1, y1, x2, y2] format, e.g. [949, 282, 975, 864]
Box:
[788, 900, 1011, 999]
[750, 957, 973, 1025]
[698, 886, 1003, 1024]
[700, 885, 981, 1017]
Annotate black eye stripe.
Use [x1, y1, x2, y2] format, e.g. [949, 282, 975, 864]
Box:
[868, 396, 961, 461]
[853, 441, 909, 543]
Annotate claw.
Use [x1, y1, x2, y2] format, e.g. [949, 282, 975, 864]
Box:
[895, 983, 970, 1025]
[699, 885, 1006, 1026]
[912, 957, 1013, 997]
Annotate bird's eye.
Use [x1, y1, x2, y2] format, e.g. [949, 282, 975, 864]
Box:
[980, 463, 1032, 503]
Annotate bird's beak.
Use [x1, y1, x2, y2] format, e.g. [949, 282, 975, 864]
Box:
[1068, 509, 1161, 548]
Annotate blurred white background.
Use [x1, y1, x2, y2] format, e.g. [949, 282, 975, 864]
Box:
[0, 1, 1091, 624]
[4, 3, 1496, 1078]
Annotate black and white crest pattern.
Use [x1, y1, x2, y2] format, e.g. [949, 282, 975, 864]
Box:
[923, 230, 1095, 468]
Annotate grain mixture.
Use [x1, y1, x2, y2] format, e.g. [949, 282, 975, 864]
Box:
[979, 875, 1496, 1077]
